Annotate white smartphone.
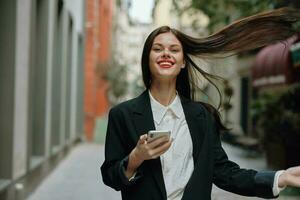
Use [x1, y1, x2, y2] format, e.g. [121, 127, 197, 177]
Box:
[147, 130, 171, 142]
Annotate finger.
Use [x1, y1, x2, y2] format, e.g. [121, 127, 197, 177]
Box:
[153, 144, 172, 158]
[148, 136, 170, 149]
[151, 143, 172, 159]
[287, 166, 300, 176]
[151, 139, 173, 157]
[138, 134, 148, 145]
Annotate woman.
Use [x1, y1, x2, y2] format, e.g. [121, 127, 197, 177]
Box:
[101, 7, 300, 200]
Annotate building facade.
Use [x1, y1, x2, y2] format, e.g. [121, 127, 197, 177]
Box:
[84, 0, 114, 141]
[110, 0, 152, 102]
[0, 0, 85, 199]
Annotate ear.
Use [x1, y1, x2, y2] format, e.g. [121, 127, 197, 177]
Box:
[181, 62, 186, 69]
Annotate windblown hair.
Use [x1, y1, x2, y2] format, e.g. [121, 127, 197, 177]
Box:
[141, 7, 300, 131]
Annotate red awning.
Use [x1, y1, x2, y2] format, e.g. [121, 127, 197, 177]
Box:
[252, 35, 300, 88]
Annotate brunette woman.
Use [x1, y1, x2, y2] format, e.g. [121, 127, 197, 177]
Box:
[101, 7, 300, 200]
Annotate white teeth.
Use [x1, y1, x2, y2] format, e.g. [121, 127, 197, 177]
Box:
[159, 62, 172, 65]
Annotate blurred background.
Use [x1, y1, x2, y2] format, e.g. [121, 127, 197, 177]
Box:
[1, 0, 300, 199]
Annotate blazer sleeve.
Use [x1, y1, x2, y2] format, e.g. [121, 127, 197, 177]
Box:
[211, 117, 277, 198]
[100, 107, 143, 191]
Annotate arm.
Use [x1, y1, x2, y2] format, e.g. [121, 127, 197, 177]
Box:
[100, 107, 172, 191]
[203, 103, 300, 197]
[100, 107, 143, 191]
[211, 124, 277, 198]
[125, 134, 172, 177]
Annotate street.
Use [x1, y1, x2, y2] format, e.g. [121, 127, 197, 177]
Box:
[27, 143, 299, 200]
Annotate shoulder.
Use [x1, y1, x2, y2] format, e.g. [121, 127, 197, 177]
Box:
[109, 98, 137, 115]
[109, 91, 147, 116]
[180, 95, 211, 117]
[195, 101, 218, 117]
[192, 100, 228, 132]
[192, 101, 216, 121]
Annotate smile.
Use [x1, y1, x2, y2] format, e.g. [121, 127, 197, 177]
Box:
[157, 60, 175, 68]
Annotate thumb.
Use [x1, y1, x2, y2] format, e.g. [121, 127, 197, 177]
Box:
[138, 134, 148, 145]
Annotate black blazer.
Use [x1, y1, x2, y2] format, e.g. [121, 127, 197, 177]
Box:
[101, 91, 277, 200]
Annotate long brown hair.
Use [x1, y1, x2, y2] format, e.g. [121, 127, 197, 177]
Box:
[141, 7, 300, 131]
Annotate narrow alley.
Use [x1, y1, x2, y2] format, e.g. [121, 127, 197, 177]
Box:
[1, 1, 300, 200]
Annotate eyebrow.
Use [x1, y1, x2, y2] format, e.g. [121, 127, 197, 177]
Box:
[152, 43, 181, 48]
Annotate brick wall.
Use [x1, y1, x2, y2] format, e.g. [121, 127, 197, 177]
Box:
[84, 0, 113, 141]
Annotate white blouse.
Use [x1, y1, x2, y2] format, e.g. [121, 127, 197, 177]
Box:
[149, 91, 194, 200]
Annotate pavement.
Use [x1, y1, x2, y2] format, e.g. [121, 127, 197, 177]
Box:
[27, 142, 300, 200]
[27, 144, 120, 200]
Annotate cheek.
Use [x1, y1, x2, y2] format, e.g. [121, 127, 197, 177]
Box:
[176, 54, 184, 65]
[149, 53, 157, 69]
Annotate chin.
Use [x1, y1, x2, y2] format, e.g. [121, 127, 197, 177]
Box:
[155, 72, 179, 80]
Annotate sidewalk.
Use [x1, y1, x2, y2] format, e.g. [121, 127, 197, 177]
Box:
[27, 144, 120, 200]
[27, 142, 299, 200]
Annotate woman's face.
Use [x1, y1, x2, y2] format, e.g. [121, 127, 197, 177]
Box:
[149, 32, 185, 82]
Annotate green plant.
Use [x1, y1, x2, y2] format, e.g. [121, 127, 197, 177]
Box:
[251, 92, 279, 134]
[104, 62, 128, 106]
[251, 83, 300, 144]
[280, 110, 300, 134]
[190, 0, 278, 32]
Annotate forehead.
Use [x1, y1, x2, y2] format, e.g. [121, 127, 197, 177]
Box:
[152, 32, 182, 46]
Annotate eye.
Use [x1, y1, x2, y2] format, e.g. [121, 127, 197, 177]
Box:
[152, 47, 162, 52]
[170, 48, 180, 53]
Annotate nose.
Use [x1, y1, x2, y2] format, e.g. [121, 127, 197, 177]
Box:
[162, 49, 171, 58]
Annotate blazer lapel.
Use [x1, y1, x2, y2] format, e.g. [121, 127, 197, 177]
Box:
[180, 96, 206, 164]
[132, 91, 155, 137]
[132, 90, 167, 199]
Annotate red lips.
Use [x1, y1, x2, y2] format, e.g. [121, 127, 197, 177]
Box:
[157, 59, 175, 68]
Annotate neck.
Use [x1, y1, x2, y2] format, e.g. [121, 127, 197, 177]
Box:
[149, 81, 177, 106]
